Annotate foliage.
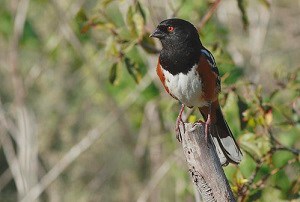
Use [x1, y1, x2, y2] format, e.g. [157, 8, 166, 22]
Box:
[0, 0, 299, 202]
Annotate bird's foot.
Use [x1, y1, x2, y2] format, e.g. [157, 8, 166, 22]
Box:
[175, 104, 185, 142]
[204, 114, 211, 144]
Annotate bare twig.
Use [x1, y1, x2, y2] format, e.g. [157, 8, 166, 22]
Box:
[198, 0, 222, 31]
[274, 146, 300, 155]
[6, 1, 40, 201]
[21, 129, 102, 202]
[17, 108, 39, 201]
[21, 72, 153, 201]
[0, 168, 12, 191]
[238, 150, 273, 201]
[0, 101, 19, 144]
[252, 158, 297, 190]
[9, 0, 30, 106]
[169, 0, 186, 18]
[268, 128, 300, 155]
[0, 129, 24, 196]
[137, 150, 180, 202]
[249, 5, 271, 69]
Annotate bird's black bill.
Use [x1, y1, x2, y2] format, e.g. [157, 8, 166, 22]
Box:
[150, 28, 165, 39]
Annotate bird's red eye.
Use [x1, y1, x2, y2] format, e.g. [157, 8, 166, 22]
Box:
[167, 26, 174, 32]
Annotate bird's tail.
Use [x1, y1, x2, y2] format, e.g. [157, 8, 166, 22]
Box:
[200, 105, 243, 166]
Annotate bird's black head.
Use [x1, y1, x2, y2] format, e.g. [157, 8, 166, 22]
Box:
[150, 18, 202, 50]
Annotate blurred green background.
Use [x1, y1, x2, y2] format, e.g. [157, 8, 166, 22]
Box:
[0, 0, 299, 201]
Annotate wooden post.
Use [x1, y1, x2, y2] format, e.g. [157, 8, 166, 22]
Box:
[180, 123, 236, 202]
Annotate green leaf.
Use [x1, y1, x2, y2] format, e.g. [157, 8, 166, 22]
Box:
[240, 132, 270, 159]
[237, 95, 248, 129]
[101, 0, 116, 7]
[123, 41, 137, 53]
[240, 133, 262, 159]
[126, 3, 145, 39]
[124, 57, 142, 83]
[140, 34, 158, 54]
[76, 8, 88, 23]
[237, 0, 249, 30]
[136, 1, 146, 21]
[126, 6, 137, 37]
[258, 0, 271, 8]
[261, 187, 287, 201]
[133, 12, 144, 39]
[105, 36, 119, 57]
[248, 190, 263, 202]
[223, 91, 241, 134]
[109, 62, 119, 85]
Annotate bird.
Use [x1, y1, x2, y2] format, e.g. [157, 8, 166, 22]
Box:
[150, 18, 242, 165]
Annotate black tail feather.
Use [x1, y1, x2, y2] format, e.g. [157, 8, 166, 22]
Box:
[214, 107, 242, 164]
[201, 106, 243, 165]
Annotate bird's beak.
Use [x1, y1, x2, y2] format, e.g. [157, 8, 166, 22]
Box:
[150, 28, 164, 39]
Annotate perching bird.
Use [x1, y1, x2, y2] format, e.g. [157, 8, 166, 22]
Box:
[150, 18, 242, 165]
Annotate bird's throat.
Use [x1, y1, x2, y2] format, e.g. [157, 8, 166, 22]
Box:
[160, 45, 200, 75]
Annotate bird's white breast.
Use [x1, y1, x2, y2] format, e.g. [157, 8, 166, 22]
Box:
[163, 64, 208, 107]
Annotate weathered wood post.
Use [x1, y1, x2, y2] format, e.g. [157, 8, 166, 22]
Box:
[180, 123, 236, 202]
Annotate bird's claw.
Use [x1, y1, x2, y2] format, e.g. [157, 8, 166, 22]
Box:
[204, 114, 211, 145]
[175, 104, 185, 142]
[193, 119, 210, 144]
[175, 117, 185, 142]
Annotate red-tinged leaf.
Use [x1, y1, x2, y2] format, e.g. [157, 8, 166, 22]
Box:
[80, 18, 106, 33]
[81, 23, 92, 34]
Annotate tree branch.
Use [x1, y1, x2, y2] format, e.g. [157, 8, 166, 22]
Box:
[180, 123, 236, 202]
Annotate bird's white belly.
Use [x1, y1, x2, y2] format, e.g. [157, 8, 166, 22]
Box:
[163, 65, 208, 107]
